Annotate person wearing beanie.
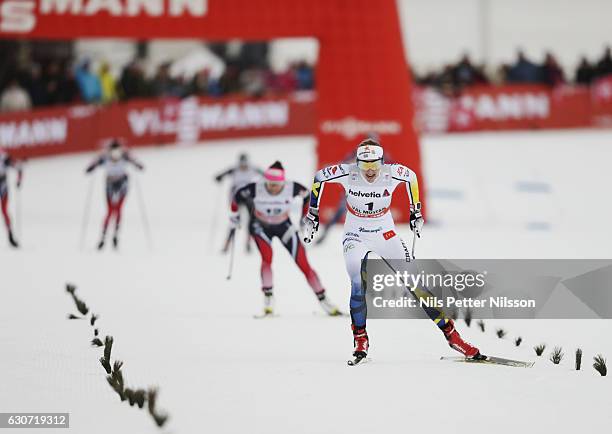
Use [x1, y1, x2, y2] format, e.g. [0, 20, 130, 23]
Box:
[229, 161, 342, 317]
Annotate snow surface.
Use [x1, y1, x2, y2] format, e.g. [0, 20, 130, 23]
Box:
[1, 130, 612, 434]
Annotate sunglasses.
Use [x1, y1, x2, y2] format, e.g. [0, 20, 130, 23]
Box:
[357, 160, 382, 171]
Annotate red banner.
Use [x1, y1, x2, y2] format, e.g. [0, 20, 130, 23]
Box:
[591, 75, 612, 127]
[0, 93, 316, 159]
[415, 81, 612, 134]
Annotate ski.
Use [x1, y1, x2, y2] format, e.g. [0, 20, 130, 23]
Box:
[253, 313, 279, 319]
[313, 311, 348, 318]
[347, 355, 369, 366]
[440, 355, 535, 368]
[327, 310, 347, 317]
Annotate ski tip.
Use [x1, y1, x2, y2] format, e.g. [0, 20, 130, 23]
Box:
[253, 313, 278, 319]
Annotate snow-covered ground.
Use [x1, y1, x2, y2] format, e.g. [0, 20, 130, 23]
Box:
[1, 130, 611, 434]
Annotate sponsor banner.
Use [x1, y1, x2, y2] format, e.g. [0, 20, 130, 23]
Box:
[415, 82, 612, 133]
[450, 85, 552, 131]
[5, 82, 612, 159]
[0, 93, 315, 158]
[0, 0, 209, 36]
[320, 117, 402, 140]
[591, 75, 612, 127]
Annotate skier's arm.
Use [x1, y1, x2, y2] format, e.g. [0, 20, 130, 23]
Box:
[229, 183, 255, 228]
[6, 157, 23, 187]
[303, 164, 349, 243]
[85, 156, 104, 174]
[308, 164, 349, 211]
[406, 169, 421, 213]
[215, 168, 235, 183]
[125, 152, 144, 171]
[392, 165, 423, 236]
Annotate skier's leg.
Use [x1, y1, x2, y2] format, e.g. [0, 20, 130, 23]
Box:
[252, 229, 273, 293]
[377, 235, 451, 326]
[102, 205, 113, 231]
[252, 225, 275, 314]
[1, 189, 17, 247]
[97, 191, 113, 249]
[280, 225, 325, 299]
[243, 204, 252, 253]
[100, 179, 125, 249]
[112, 193, 126, 248]
[343, 233, 372, 355]
[1, 191, 11, 229]
[380, 235, 480, 358]
[280, 224, 341, 315]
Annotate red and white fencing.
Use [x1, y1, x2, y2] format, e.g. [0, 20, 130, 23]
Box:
[0, 92, 316, 159]
[3, 77, 612, 160]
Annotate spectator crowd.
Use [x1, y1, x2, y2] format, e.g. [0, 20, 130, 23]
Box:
[0, 41, 315, 113]
[414, 46, 612, 95]
[1, 43, 611, 113]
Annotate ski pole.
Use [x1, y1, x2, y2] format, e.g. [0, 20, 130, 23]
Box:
[207, 183, 223, 250]
[14, 160, 25, 241]
[79, 175, 95, 250]
[226, 228, 236, 280]
[378, 255, 452, 326]
[411, 230, 417, 260]
[15, 179, 22, 242]
[134, 175, 153, 251]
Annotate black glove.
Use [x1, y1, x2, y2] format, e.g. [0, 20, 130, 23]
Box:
[409, 209, 424, 237]
[302, 209, 320, 243]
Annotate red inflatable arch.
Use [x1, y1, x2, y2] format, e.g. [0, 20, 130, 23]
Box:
[0, 0, 423, 217]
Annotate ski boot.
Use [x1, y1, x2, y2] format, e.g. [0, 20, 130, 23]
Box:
[348, 325, 369, 366]
[262, 292, 274, 316]
[442, 320, 481, 359]
[8, 230, 19, 248]
[264, 295, 274, 315]
[319, 296, 343, 316]
[112, 235, 119, 250]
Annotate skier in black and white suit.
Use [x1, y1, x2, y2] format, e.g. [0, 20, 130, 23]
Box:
[230, 161, 341, 317]
[85, 140, 144, 250]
